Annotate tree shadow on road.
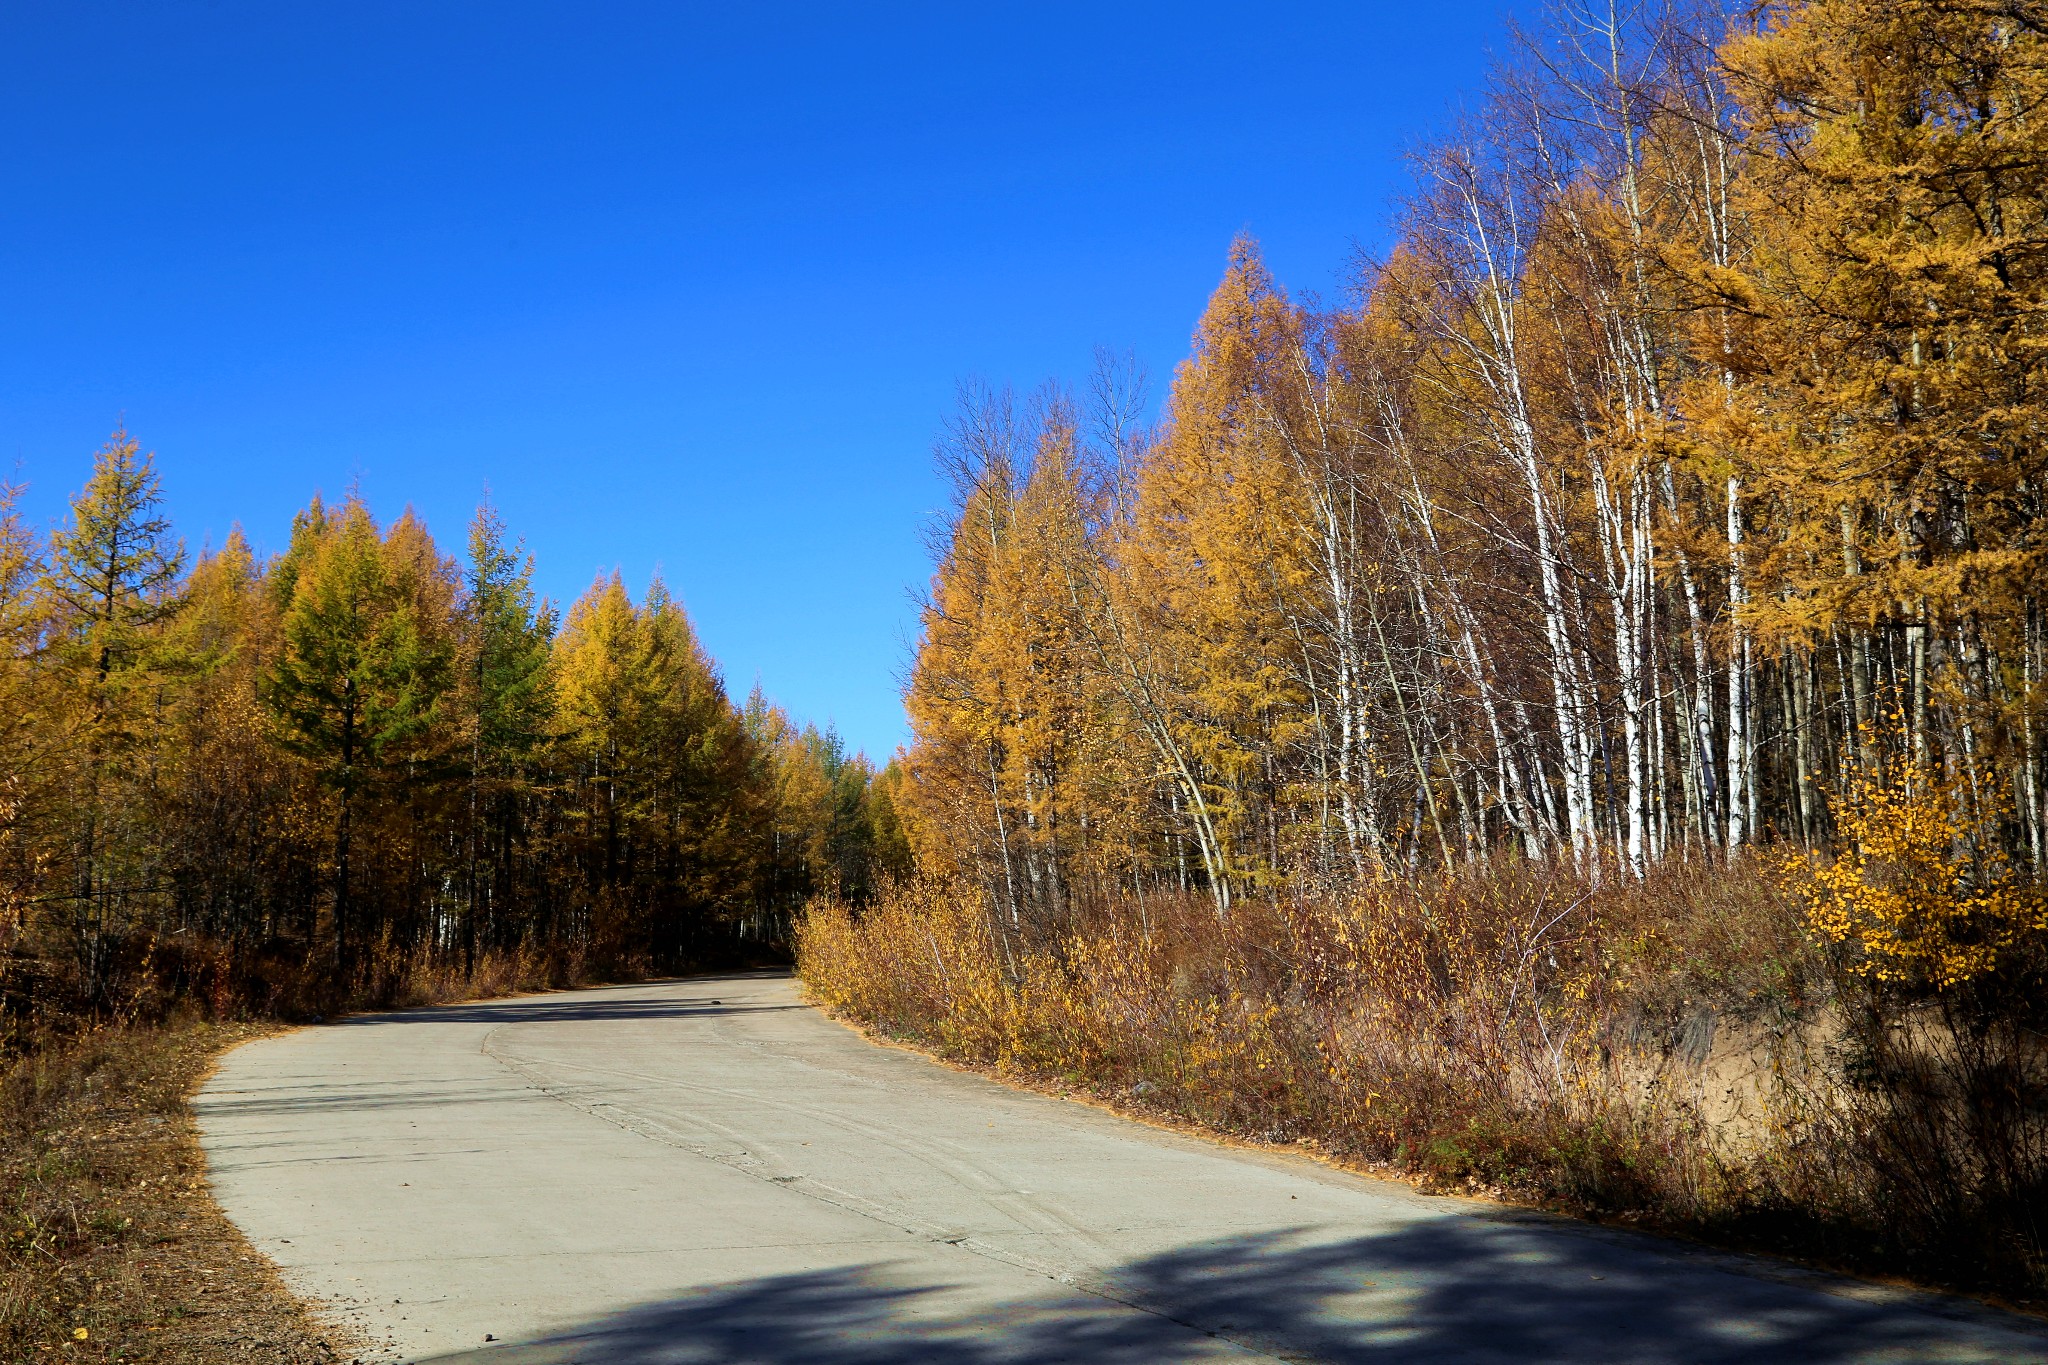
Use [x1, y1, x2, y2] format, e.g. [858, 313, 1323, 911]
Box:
[411, 1220, 2048, 1364]
[332, 975, 799, 1029]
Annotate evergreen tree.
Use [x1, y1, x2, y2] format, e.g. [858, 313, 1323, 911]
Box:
[264, 498, 450, 970]
[459, 502, 553, 965]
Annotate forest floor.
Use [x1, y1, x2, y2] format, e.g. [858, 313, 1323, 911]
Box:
[1, 1019, 365, 1363]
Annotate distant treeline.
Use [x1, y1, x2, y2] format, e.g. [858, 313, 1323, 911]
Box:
[0, 441, 910, 1035]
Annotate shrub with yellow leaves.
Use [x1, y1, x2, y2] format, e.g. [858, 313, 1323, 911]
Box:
[1791, 751, 2047, 992]
[1771, 738, 2048, 1292]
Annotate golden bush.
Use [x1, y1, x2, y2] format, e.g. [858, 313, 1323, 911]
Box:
[1792, 754, 2047, 991]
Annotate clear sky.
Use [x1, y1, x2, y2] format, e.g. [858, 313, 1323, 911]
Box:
[1, 2, 1518, 761]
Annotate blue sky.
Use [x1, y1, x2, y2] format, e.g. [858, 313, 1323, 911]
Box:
[1, 2, 1517, 760]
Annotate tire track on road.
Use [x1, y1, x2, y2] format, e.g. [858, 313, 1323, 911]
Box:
[477, 1024, 1287, 1361]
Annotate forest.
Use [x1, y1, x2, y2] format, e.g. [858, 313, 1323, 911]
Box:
[0, 448, 910, 1040]
[9, 0, 2048, 1314]
[798, 0, 2048, 1300]
[897, 0, 2045, 904]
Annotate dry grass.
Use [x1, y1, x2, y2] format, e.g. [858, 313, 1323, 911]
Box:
[793, 861, 2048, 1303]
[796, 864, 1805, 1201]
[0, 936, 667, 1362]
[0, 1019, 364, 1363]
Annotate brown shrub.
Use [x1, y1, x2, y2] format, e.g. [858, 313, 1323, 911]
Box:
[795, 858, 2048, 1301]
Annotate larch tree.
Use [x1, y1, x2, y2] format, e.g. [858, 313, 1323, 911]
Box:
[459, 503, 554, 967]
[41, 432, 185, 997]
[264, 497, 451, 970]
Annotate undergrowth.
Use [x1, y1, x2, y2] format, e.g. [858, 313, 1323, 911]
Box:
[0, 1019, 353, 1362]
[796, 857, 2048, 1304]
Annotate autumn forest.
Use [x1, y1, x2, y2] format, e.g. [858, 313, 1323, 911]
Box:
[8, 0, 2048, 1309]
[0, 448, 912, 1025]
[898, 0, 2046, 909]
[802, 0, 2048, 1301]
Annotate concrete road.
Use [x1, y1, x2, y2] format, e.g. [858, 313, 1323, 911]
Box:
[196, 973, 2048, 1363]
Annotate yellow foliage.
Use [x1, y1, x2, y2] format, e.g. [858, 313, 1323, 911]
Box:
[1791, 752, 2047, 990]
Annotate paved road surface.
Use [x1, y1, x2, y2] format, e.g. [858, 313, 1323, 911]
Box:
[195, 973, 2048, 1363]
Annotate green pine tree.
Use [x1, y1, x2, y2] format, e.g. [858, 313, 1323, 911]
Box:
[459, 501, 554, 966]
[265, 497, 449, 972]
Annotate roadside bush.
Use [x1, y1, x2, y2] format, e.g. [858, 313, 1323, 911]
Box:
[799, 832, 2048, 1300]
[1783, 753, 2048, 1293]
[799, 860, 1804, 1212]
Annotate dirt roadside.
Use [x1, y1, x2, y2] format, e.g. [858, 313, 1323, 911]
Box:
[2, 1020, 365, 1363]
